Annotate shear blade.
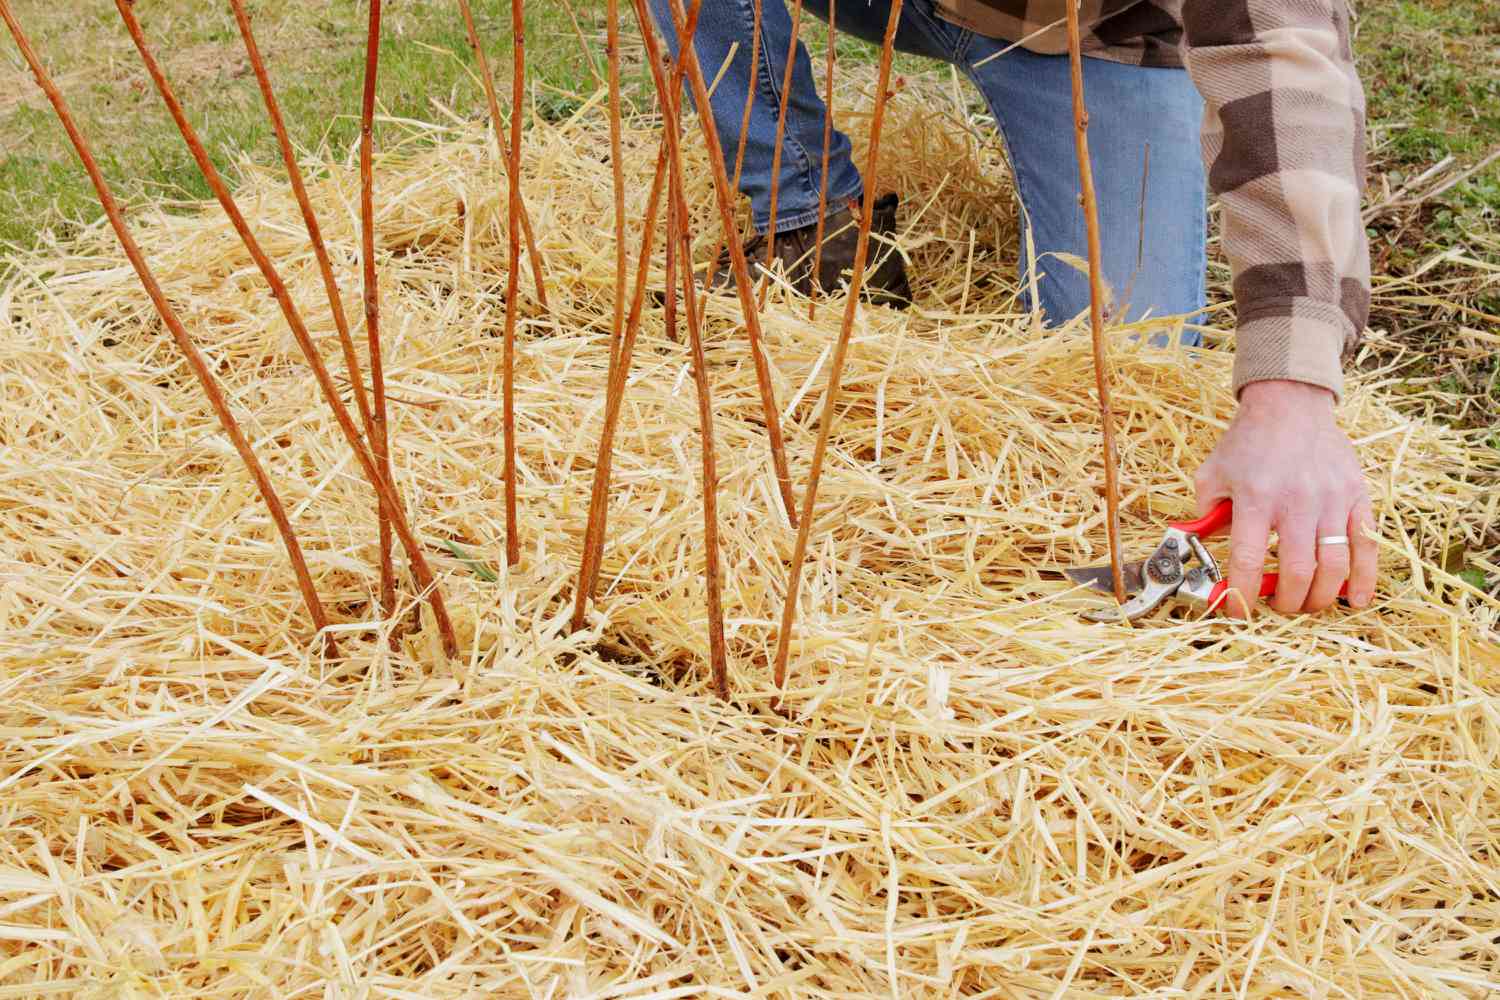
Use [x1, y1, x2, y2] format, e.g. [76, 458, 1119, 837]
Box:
[1064, 560, 1147, 596]
[1081, 588, 1173, 623]
[1063, 562, 1174, 623]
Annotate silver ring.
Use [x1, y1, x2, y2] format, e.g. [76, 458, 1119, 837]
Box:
[1318, 535, 1350, 546]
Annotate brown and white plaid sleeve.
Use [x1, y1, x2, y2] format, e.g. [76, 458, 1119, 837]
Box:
[934, 0, 1185, 66]
[1180, 0, 1369, 399]
[935, 0, 1372, 399]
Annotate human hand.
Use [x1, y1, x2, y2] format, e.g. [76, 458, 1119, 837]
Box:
[1193, 380, 1377, 618]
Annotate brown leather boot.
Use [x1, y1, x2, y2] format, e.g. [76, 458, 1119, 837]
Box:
[706, 193, 912, 308]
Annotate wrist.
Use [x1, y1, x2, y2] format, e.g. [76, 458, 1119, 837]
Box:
[1238, 379, 1336, 416]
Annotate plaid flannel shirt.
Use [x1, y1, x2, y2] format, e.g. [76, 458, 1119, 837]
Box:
[936, 0, 1371, 399]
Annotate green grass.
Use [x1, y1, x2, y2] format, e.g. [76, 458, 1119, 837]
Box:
[4, 2, 1491, 247]
[1357, 0, 1499, 164]
[1357, 0, 1499, 265]
[0, 0, 605, 247]
[1345, 0, 1499, 446]
[0, 1, 954, 251]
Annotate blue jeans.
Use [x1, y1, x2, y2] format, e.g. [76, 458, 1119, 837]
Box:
[646, 0, 1207, 328]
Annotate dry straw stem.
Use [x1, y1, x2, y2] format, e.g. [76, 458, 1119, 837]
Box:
[667, 110, 732, 702]
[664, 0, 800, 530]
[500, 0, 529, 566]
[663, 153, 681, 344]
[455, 0, 553, 314]
[808, 0, 838, 323]
[772, 0, 905, 695]
[554, 0, 606, 88]
[583, 0, 628, 580]
[699, 0, 763, 332]
[228, 0, 376, 451]
[361, 0, 397, 614]
[605, 0, 629, 379]
[1363, 144, 1500, 225]
[0, 0, 334, 654]
[573, 12, 704, 633]
[1065, 0, 1127, 605]
[112, 0, 458, 657]
[2, 68, 1498, 997]
[759, 0, 806, 309]
[570, 137, 672, 632]
[661, 55, 684, 348]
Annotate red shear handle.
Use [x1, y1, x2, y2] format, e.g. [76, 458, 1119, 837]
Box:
[1206, 574, 1350, 612]
[1170, 498, 1233, 538]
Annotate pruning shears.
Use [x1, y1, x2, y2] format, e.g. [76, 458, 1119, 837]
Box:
[1064, 499, 1348, 623]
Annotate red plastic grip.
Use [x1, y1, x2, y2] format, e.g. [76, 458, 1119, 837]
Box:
[1206, 573, 1350, 612]
[1170, 498, 1233, 539]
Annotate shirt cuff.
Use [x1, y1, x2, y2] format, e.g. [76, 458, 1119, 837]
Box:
[1232, 300, 1352, 402]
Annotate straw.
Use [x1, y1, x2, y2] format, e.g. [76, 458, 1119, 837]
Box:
[555, 0, 606, 89]
[1, 54, 1497, 998]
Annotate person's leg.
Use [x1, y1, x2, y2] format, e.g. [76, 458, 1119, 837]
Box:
[645, 0, 862, 233]
[644, 0, 961, 234]
[963, 44, 1207, 334]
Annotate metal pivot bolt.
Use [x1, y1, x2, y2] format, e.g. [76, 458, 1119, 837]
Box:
[1148, 538, 1183, 585]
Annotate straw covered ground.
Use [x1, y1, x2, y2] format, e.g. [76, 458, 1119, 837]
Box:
[2, 73, 1498, 997]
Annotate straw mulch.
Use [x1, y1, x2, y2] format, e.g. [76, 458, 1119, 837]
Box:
[2, 74, 1497, 998]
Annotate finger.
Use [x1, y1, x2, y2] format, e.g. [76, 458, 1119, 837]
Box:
[1305, 510, 1353, 612]
[1270, 509, 1318, 615]
[1224, 500, 1272, 619]
[1193, 463, 1228, 518]
[1346, 499, 1378, 607]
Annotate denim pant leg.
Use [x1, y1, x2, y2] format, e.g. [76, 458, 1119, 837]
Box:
[644, 0, 864, 233]
[963, 45, 1208, 334]
[645, 0, 1209, 329]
